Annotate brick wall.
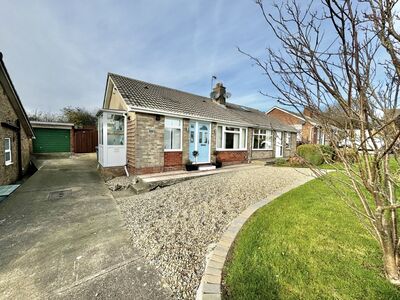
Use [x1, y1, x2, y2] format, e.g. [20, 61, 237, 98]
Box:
[216, 151, 248, 165]
[267, 108, 304, 126]
[302, 122, 314, 143]
[0, 82, 31, 185]
[164, 151, 183, 171]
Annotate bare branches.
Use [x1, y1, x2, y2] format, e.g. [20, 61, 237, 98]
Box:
[250, 0, 400, 285]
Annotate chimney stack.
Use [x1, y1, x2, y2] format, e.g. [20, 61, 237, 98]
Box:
[212, 82, 226, 105]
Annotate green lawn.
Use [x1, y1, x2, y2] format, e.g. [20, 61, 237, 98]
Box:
[223, 174, 400, 300]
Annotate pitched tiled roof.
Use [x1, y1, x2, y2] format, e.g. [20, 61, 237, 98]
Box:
[109, 73, 296, 132]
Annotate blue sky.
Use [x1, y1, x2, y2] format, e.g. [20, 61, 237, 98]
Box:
[0, 0, 281, 114]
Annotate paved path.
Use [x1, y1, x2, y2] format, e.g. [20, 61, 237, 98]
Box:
[0, 154, 171, 299]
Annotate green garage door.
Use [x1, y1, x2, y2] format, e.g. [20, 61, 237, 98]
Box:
[33, 128, 71, 153]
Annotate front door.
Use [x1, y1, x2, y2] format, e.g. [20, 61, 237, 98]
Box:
[189, 121, 210, 164]
[275, 131, 283, 158]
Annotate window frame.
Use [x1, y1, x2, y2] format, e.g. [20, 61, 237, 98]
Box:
[4, 138, 12, 166]
[216, 125, 247, 151]
[164, 117, 183, 152]
[252, 129, 273, 151]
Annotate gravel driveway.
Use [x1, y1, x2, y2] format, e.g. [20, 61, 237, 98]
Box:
[116, 166, 315, 299]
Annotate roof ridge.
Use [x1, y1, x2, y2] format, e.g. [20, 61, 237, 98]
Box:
[108, 72, 214, 102]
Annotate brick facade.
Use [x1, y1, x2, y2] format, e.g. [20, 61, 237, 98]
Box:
[216, 151, 248, 165]
[0, 82, 32, 185]
[267, 108, 303, 126]
[267, 107, 318, 144]
[164, 152, 183, 171]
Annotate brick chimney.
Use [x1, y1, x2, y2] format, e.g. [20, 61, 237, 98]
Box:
[303, 106, 313, 117]
[212, 83, 226, 105]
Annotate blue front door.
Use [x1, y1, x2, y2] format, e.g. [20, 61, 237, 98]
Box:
[189, 121, 210, 164]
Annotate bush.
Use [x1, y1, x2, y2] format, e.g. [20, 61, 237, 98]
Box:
[335, 148, 358, 163]
[297, 144, 325, 165]
[275, 158, 287, 166]
[320, 145, 335, 163]
[287, 156, 306, 167]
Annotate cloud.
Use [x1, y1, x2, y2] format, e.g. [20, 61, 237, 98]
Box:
[0, 0, 279, 113]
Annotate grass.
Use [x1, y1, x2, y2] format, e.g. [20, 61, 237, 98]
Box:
[223, 173, 400, 300]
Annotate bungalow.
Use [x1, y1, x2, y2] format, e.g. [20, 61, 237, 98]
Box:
[266, 106, 327, 145]
[97, 73, 297, 175]
[0, 53, 34, 185]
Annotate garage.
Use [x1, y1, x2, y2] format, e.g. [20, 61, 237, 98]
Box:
[31, 122, 74, 153]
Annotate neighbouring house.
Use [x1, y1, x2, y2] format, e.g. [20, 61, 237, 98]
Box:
[0, 53, 34, 185]
[266, 106, 327, 145]
[97, 73, 297, 175]
[31, 121, 75, 153]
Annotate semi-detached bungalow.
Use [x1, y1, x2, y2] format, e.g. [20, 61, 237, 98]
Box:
[97, 73, 297, 175]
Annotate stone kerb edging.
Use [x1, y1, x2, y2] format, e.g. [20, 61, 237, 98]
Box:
[196, 176, 315, 300]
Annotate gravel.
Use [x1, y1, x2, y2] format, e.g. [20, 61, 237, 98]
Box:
[116, 166, 314, 299]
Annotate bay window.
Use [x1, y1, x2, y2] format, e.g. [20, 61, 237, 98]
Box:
[253, 129, 272, 150]
[216, 125, 247, 150]
[164, 118, 182, 151]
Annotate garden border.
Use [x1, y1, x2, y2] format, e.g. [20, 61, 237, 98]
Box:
[195, 175, 316, 300]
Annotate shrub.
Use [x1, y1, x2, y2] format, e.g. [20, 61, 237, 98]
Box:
[297, 144, 325, 165]
[320, 145, 335, 163]
[287, 156, 306, 167]
[275, 158, 287, 166]
[335, 148, 358, 163]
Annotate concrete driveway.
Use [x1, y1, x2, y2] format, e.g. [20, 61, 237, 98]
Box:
[0, 154, 171, 299]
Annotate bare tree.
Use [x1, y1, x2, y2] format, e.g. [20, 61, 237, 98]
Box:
[243, 0, 400, 284]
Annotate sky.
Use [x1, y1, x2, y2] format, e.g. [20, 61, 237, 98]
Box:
[0, 0, 283, 114]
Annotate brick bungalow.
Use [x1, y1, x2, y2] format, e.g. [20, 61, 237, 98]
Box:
[0, 53, 34, 185]
[97, 73, 297, 175]
[266, 106, 327, 145]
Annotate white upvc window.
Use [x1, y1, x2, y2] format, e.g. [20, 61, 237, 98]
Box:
[216, 125, 247, 150]
[4, 138, 12, 166]
[285, 132, 292, 148]
[253, 129, 273, 150]
[164, 118, 182, 151]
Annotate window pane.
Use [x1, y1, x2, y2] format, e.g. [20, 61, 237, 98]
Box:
[253, 134, 259, 149]
[173, 129, 181, 149]
[266, 131, 272, 149]
[259, 135, 266, 149]
[241, 129, 246, 148]
[217, 126, 222, 148]
[225, 132, 234, 149]
[107, 114, 124, 145]
[226, 127, 240, 132]
[4, 138, 10, 151]
[234, 133, 239, 148]
[5, 152, 11, 162]
[165, 118, 181, 128]
[164, 128, 172, 149]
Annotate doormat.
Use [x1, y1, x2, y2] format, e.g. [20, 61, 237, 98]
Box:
[48, 189, 72, 201]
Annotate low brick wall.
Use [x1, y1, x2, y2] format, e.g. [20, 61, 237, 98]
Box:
[128, 166, 164, 175]
[164, 151, 183, 172]
[216, 151, 248, 165]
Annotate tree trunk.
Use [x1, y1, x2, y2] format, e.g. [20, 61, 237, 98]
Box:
[382, 236, 400, 285]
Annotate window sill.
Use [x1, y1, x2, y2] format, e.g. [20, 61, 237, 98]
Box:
[164, 149, 182, 152]
[252, 149, 273, 151]
[5, 161, 13, 166]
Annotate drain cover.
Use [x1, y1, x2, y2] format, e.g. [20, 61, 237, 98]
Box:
[48, 189, 72, 201]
